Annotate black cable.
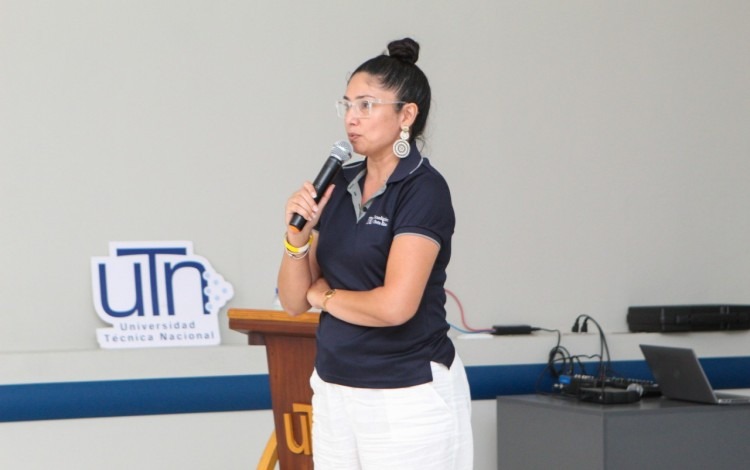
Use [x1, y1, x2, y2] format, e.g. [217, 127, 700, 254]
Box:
[533, 328, 564, 393]
[571, 314, 612, 380]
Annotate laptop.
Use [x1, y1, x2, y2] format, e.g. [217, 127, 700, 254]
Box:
[639, 344, 750, 405]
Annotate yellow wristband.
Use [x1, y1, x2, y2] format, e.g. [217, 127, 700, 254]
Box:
[284, 234, 313, 254]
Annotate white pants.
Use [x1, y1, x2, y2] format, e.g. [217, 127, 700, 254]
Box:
[310, 354, 473, 470]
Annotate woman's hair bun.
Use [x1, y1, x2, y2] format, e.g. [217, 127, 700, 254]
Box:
[387, 38, 420, 65]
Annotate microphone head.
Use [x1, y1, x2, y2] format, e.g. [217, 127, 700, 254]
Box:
[330, 140, 353, 163]
[626, 383, 644, 397]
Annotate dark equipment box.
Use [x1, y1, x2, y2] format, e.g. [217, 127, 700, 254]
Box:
[627, 304, 750, 333]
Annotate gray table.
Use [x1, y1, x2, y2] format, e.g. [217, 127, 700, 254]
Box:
[496, 394, 750, 469]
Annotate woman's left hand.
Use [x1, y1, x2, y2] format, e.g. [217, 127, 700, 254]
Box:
[307, 277, 331, 310]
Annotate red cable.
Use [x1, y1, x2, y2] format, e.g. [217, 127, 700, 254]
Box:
[444, 288, 492, 332]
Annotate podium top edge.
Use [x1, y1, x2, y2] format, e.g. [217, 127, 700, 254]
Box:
[227, 308, 320, 324]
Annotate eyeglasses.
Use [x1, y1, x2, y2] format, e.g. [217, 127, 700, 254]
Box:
[335, 98, 406, 118]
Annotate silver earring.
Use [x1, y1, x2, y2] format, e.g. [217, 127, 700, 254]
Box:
[392, 126, 411, 159]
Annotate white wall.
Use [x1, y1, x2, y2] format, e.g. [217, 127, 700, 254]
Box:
[1, 1, 749, 469]
[0, 410, 276, 470]
[2, 0, 748, 351]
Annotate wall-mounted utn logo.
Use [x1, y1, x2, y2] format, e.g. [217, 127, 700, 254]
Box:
[91, 241, 234, 349]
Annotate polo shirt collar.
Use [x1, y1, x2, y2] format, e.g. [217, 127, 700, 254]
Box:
[389, 146, 424, 183]
[341, 145, 424, 185]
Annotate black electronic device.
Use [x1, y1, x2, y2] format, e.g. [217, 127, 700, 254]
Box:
[546, 313, 660, 405]
[554, 374, 660, 403]
[554, 374, 598, 395]
[491, 324, 536, 335]
[578, 387, 642, 405]
[603, 376, 661, 397]
[627, 304, 750, 333]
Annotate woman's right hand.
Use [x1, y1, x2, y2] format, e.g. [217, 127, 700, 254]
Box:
[279, 181, 334, 315]
[284, 181, 335, 243]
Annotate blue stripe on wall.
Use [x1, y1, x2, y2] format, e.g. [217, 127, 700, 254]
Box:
[0, 375, 271, 423]
[2, 357, 749, 423]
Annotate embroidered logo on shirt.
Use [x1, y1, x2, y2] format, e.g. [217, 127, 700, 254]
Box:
[366, 215, 389, 227]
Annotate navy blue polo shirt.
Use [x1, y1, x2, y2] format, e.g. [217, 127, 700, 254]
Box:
[314, 146, 456, 389]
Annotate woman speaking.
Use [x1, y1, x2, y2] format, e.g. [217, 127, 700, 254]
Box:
[278, 37, 473, 469]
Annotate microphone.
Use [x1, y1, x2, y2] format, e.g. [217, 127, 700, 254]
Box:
[626, 383, 645, 397]
[289, 140, 352, 232]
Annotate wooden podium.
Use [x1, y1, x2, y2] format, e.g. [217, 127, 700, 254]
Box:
[229, 308, 320, 470]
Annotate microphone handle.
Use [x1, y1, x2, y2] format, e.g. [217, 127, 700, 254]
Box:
[288, 156, 343, 232]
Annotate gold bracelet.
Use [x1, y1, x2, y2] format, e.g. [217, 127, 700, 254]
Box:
[322, 289, 337, 311]
[284, 233, 313, 254]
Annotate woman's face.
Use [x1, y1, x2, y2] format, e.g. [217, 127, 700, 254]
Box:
[343, 72, 403, 160]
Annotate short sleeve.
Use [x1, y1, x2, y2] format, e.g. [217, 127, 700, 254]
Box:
[391, 170, 455, 248]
